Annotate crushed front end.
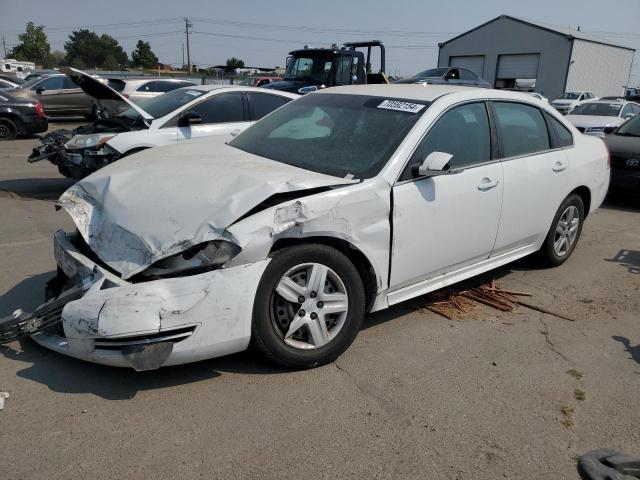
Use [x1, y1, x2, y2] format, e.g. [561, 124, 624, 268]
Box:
[26, 116, 142, 180]
[1, 230, 268, 370]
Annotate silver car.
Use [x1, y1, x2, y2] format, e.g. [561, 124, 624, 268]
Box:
[106, 77, 198, 106]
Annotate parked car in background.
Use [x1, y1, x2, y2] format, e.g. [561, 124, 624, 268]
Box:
[29, 67, 298, 179]
[0, 78, 19, 89]
[566, 99, 640, 137]
[7, 73, 99, 119]
[393, 67, 491, 88]
[241, 76, 282, 87]
[604, 114, 640, 194]
[551, 91, 596, 114]
[5, 85, 609, 370]
[0, 90, 48, 140]
[105, 77, 198, 109]
[625, 87, 640, 101]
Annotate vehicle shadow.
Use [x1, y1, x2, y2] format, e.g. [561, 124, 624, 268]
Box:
[605, 249, 640, 274]
[612, 336, 640, 365]
[0, 270, 54, 317]
[0, 263, 518, 400]
[0, 177, 75, 201]
[602, 194, 640, 213]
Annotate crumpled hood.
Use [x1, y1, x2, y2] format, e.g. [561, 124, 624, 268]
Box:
[566, 115, 624, 129]
[58, 141, 355, 279]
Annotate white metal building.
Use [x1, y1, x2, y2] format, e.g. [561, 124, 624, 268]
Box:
[438, 15, 635, 99]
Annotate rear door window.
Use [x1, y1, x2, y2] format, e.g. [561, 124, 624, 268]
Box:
[247, 93, 290, 121]
[493, 102, 550, 157]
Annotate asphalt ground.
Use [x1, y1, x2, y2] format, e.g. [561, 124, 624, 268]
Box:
[1, 121, 639, 479]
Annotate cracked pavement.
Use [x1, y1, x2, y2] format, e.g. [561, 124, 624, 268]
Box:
[1, 123, 639, 479]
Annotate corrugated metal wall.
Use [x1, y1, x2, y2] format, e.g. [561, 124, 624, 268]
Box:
[565, 40, 634, 97]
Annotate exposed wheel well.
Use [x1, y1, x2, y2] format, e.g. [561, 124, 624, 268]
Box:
[270, 237, 379, 311]
[570, 186, 591, 217]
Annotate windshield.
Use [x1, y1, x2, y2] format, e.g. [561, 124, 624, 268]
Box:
[571, 103, 622, 117]
[240, 77, 256, 86]
[414, 68, 448, 79]
[230, 93, 429, 179]
[118, 87, 206, 119]
[616, 115, 640, 136]
[284, 54, 333, 83]
[557, 92, 581, 100]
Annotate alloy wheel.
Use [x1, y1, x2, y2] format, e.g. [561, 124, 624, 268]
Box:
[553, 206, 580, 257]
[270, 262, 349, 350]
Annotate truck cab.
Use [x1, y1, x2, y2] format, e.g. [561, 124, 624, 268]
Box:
[264, 41, 387, 94]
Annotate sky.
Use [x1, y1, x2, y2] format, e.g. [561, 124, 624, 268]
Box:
[0, 0, 638, 83]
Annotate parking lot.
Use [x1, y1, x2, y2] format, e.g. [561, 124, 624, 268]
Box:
[0, 121, 637, 478]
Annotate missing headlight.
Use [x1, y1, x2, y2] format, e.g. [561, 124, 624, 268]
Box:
[140, 240, 241, 279]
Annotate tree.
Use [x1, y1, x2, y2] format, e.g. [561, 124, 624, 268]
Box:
[131, 40, 159, 68]
[42, 50, 65, 69]
[64, 29, 128, 69]
[10, 22, 50, 65]
[226, 57, 245, 69]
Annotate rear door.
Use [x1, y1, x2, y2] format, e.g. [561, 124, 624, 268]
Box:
[176, 92, 248, 143]
[491, 102, 572, 256]
[33, 76, 65, 114]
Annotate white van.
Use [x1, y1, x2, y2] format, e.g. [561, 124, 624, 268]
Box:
[1, 59, 36, 79]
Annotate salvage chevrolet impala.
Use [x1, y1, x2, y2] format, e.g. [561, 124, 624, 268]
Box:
[0, 85, 610, 370]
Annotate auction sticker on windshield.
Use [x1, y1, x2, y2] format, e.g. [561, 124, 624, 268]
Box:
[377, 100, 426, 114]
[185, 90, 202, 96]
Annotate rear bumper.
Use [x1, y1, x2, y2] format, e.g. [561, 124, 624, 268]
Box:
[21, 116, 48, 135]
[30, 231, 270, 370]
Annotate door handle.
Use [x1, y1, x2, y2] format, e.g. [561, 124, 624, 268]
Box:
[552, 161, 568, 172]
[477, 178, 499, 191]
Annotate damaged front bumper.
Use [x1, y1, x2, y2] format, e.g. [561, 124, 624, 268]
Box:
[28, 130, 121, 180]
[6, 231, 269, 370]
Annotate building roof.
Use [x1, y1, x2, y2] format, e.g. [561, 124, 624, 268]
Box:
[440, 15, 635, 52]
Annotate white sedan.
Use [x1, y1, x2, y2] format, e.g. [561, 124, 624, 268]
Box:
[4, 85, 609, 370]
[566, 99, 640, 137]
[28, 68, 298, 179]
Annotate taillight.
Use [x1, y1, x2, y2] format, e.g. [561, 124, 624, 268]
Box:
[34, 102, 45, 118]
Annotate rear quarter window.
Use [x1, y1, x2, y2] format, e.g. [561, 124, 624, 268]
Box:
[544, 113, 573, 148]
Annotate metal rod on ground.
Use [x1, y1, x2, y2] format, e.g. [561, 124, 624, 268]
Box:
[515, 300, 576, 322]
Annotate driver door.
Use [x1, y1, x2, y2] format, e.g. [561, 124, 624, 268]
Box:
[176, 92, 249, 144]
[390, 102, 504, 290]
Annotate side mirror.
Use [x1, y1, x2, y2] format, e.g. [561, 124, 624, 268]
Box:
[412, 151, 454, 178]
[178, 110, 202, 127]
[35, 87, 44, 94]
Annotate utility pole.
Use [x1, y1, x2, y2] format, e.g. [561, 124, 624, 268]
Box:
[182, 43, 185, 70]
[2, 36, 6, 59]
[184, 18, 192, 73]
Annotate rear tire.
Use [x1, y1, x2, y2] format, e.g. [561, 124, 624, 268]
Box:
[539, 193, 585, 267]
[0, 118, 17, 140]
[251, 244, 365, 369]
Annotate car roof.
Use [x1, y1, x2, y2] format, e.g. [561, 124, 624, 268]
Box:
[108, 77, 196, 83]
[316, 84, 545, 103]
[179, 84, 298, 96]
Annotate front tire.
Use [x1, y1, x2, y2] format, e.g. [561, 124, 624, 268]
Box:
[539, 193, 585, 267]
[251, 244, 365, 369]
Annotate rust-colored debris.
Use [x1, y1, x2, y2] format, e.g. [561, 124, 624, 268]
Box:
[424, 279, 532, 320]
